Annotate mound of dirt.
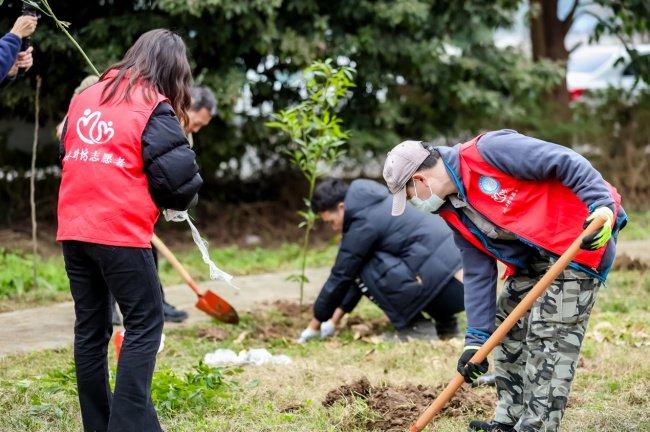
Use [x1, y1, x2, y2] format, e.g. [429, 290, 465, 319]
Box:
[272, 300, 312, 317]
[323, 377, 496, 431]
[612, 253, 649, 271]
[250, 301, 390, 341]
[323, 376, 373, 406]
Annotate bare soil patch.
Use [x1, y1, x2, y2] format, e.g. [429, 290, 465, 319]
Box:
[323, 377, 496, 431]
[612, 253, 649, 271]
[249, 301, 391, 341]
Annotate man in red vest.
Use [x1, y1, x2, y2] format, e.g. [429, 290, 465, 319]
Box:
[383, 130, 626, 432]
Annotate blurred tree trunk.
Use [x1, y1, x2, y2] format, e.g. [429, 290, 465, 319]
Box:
[529, 0, 579, 111]
[31, 77, 42, 289]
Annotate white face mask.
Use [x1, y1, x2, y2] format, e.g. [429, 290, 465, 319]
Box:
[410, 180, 445, 213]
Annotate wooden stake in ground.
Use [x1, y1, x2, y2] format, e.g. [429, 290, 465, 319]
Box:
[409, 215, 607, 432]
[30, 76, 42, 289]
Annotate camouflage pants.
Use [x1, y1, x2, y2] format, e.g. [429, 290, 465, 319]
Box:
[493, 261, 600, 432]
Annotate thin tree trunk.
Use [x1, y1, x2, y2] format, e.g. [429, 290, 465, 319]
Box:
[30, 76, 42, 289]
[298, 175, 317, 306]
[530, 0, 547, 61]
[529, 0, 576, 112]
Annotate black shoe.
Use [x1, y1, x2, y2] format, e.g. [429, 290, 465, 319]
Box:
[468, 420, 516, 432]
[435, 317, 460, 340]
[163, 302, 188, 323]
[394, 318, 438, 341]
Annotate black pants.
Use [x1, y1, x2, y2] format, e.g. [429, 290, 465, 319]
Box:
[109, 245, 164, 318]
[151, 246, 166, 302]
[62, 241, 164, 432]
[418, 277, 465, 331]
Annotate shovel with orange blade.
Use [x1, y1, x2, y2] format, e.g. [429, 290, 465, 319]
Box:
[151, 234, 239, 324]
[409, 216, 607, 431]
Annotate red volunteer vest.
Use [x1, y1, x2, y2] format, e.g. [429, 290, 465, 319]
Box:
[440, 135, 622, 273]
[57, 70, 168, 248]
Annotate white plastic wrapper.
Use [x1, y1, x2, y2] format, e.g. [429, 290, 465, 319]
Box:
[203, 348, 292, 367]
[157, 333, 166, 354]
[162, 209, 237, 289]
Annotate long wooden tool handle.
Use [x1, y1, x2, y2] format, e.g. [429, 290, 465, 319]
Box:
[410, 216, 606, 432]
[151, 234, 202, 296]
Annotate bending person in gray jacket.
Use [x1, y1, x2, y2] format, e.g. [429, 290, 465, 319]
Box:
[298, 179, 465, 342]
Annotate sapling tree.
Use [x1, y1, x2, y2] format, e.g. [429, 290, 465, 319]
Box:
[267, 59, 355, 305]
[29, 76, 41, 289]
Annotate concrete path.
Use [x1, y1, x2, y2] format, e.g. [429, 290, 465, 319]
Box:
[0, 268, 329, 358]
[0, 239, 646, 358]
[617, 239, 650, 261]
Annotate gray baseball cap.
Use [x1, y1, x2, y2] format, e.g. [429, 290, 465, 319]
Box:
[383, 140, 430, 216]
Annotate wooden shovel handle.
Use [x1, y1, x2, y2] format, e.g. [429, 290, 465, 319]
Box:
[151, 234, 202, 296]
[410, 216, 607, 432]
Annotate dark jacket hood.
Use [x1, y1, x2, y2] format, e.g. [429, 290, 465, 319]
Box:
[343, 179, 389, 228]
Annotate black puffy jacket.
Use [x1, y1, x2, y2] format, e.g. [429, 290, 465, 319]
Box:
[60, 102, 202, 211]
[313, 179, 462, 329]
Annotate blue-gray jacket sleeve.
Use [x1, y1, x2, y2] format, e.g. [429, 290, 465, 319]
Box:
[478, 130, 615, 212]
[313, 219, 380, 322]
[0, 33, 21, 82]
[452, 230, 498, 347]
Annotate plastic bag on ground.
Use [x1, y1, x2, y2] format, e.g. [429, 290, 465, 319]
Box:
[203, 348, 292, 367]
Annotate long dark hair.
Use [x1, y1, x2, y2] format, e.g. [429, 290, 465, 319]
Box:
[101, 29, 192, 126]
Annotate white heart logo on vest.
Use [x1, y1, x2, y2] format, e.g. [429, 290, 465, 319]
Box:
[76, 109, 115, 145]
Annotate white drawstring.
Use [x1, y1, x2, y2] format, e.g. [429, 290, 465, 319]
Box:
[163, 209, 238, 289]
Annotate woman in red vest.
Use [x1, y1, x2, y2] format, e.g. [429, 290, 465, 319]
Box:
[57, 29, 202, 432]
[383, 130, 626, 432]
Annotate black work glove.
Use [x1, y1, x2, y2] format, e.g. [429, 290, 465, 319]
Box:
[456, 346, 489, 384]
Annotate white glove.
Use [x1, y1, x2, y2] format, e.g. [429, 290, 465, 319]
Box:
[320, 320, 336, 338]
[297, 327, 320, 344]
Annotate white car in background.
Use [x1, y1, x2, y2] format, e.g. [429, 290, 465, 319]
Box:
[566, 44, 649, 101]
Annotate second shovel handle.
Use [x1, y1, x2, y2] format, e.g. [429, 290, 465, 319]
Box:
[151, 234, 202, 296]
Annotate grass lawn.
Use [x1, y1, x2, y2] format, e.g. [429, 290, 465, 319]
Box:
[618, 209, 650, 241]
[0, 268, 648, 431]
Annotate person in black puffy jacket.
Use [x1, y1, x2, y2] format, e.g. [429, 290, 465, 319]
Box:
[151, 85, 218, 323]
[298, 179, 465, 343]
[57, 29, 201, 432]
